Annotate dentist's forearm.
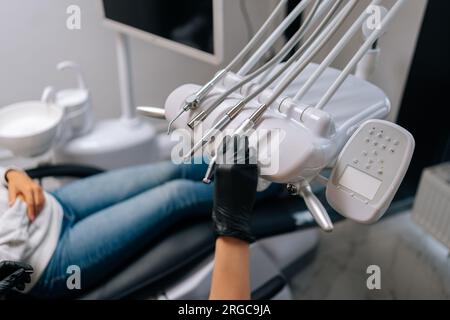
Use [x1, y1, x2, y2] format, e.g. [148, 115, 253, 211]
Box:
[209, 237, 251, 300]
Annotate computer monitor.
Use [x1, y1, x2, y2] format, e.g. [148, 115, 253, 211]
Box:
[102, 0, 224, 64]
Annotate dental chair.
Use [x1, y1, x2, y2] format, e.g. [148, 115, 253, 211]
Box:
[1, 162, 410, 300]
[0, 164, 342, 300]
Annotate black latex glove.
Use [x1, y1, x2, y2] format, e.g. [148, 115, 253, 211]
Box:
[212, 135, 258, 243]
[0, 261, 33, 294]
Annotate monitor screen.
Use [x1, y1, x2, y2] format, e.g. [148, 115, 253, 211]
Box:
[103, 0, 215, 55]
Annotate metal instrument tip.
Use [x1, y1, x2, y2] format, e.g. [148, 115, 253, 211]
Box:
[167, 109, 185, 135]
[202, 160, 216, 185]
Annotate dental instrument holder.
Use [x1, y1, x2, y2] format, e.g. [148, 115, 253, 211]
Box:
[162, 64, 390, 232]
[142, 0, 409, 231]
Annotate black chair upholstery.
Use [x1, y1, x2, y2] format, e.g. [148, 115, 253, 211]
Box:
[26, 164, 104, 180]
[81, 194, 345, 300]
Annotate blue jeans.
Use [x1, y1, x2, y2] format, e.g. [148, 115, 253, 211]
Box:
[30, 162, 279, 298]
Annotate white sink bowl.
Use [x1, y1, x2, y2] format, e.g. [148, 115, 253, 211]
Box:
[0, 101, 63, 157]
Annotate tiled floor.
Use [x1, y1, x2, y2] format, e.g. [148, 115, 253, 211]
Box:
[290, 212, 450, 300]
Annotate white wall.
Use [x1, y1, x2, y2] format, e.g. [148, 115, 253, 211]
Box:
[0, 0, 273, 120]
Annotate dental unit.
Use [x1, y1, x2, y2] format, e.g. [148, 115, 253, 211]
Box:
[140, 0, 415, 232]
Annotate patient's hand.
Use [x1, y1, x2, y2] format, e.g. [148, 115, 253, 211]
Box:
[5, 170, 45, 222]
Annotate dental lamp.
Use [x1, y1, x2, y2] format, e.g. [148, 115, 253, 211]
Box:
[138, 0, 415, 232]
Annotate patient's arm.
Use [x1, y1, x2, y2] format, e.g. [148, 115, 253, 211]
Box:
[210, 237, 250, 300]
[4, 169, 45, 222]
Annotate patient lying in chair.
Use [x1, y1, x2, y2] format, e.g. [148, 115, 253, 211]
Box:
[0, 147, 278, 299]
[0, 162, 216, 297]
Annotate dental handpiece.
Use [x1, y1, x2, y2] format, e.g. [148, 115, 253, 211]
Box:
[187, 0, 329, 130]
[184, 100, 247, 159]
[186, 0, 345, 159]
[167, 69, 227, 134]
[166, 0, 288, 134]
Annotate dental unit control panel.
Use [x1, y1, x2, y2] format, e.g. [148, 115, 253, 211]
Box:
[326, 120, 415, 224]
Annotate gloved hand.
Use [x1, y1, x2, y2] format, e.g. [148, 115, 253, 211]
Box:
[212, 135, 258, 243]
[0, 261, 33, 295]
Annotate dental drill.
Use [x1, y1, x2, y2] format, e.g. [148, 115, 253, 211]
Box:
[187, 0, 353, 160]
[166, 0, 288, 134]
[187, 0, 335, 130]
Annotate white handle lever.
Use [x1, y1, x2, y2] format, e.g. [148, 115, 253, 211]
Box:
[136, 106, 166, 120]
[41, 86, 56, 104]
[289, 182, 334, 232]
[57, 61, 87, 90]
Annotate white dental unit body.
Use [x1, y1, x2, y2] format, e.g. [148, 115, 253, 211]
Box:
[140, 0, 415, 232]
[165, 63, 390, 184]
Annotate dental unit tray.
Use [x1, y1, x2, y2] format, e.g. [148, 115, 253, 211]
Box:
[138, 0, 413, 232]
